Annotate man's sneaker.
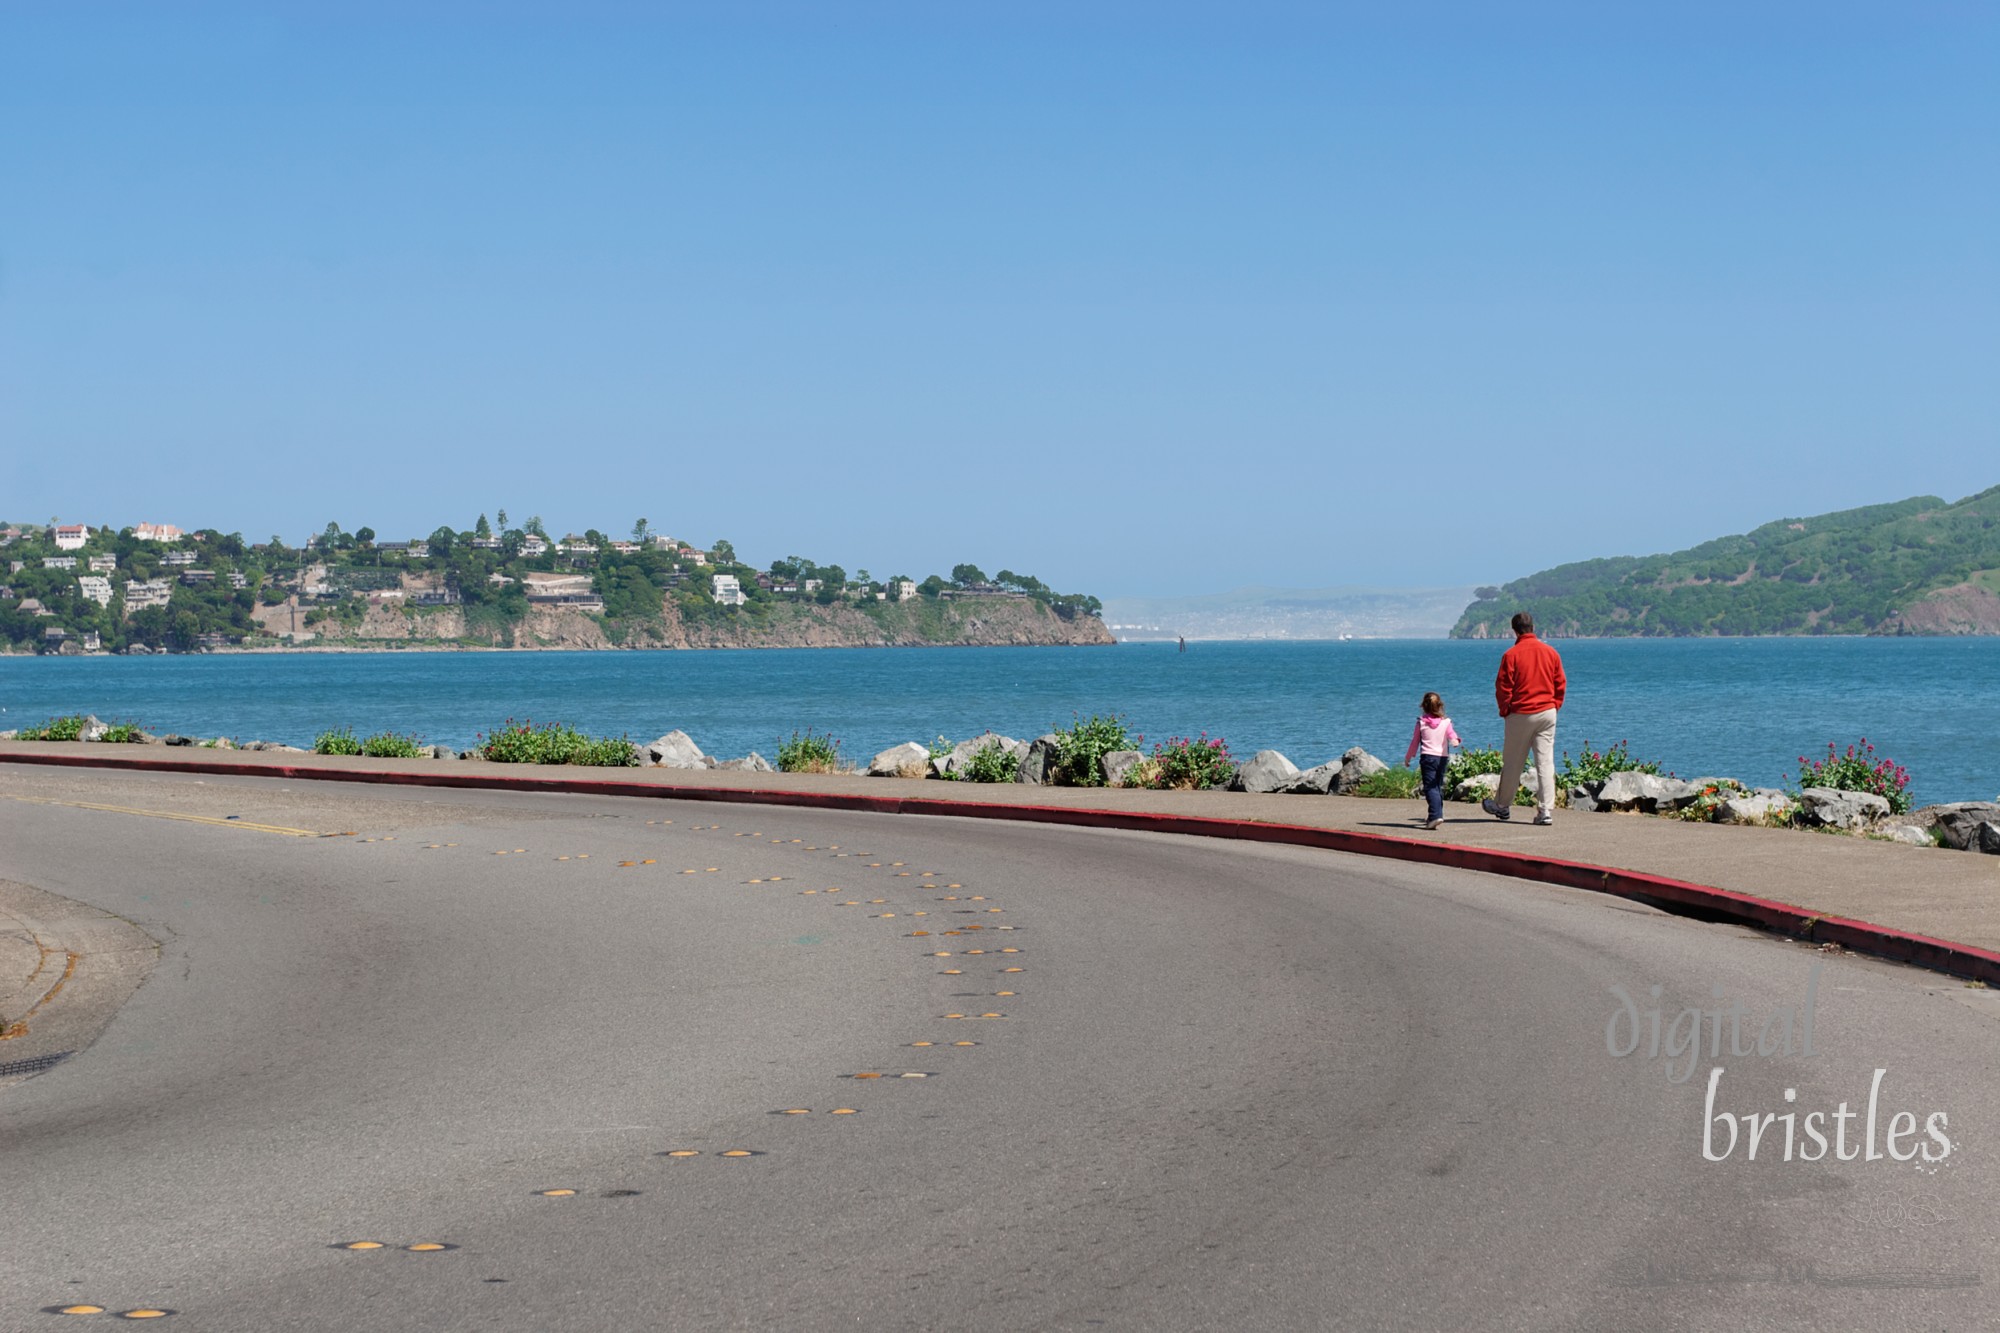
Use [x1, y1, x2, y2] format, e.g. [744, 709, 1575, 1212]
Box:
[1533, 811, 1554, 826]
[1425, 818, 1443, 830]
[1481, 797, 1511, 821]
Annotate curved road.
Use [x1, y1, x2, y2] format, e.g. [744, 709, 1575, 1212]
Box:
[3, 768, 1997, 1330]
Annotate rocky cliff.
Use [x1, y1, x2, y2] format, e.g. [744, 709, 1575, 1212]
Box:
[297, 594, 1114, 651]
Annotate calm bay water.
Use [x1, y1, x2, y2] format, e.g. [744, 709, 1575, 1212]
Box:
[2, 639, 1996, 806]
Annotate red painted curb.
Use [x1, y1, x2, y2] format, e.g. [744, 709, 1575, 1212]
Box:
[9, 749, 2000, 987]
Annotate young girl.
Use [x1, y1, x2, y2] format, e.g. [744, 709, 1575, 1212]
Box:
[1402, 692, 1463, 830]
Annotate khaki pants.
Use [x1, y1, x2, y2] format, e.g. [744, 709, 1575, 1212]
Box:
[1497, 709, 1558, 816]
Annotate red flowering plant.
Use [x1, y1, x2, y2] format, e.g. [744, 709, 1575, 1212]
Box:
[1794, 739, 1912, 815]
[1125, 733, 1235, 791]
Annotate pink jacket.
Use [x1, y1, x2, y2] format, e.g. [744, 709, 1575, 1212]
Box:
[1404, 715, 1461, 765]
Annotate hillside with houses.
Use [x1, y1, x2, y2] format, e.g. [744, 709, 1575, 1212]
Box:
[0, 518, 1110, 654]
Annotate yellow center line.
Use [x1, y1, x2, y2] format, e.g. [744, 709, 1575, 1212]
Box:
[3, 794, 324, 837]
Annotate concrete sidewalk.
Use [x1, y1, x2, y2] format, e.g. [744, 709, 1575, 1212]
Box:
[3, 739, 1996, 960]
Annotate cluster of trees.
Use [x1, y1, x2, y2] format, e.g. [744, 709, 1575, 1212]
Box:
[1452, 488, 2000, 638]
[0, 524, 270, 652]
[2, 514, 1105, 651]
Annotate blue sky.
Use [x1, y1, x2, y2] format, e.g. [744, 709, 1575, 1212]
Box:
[3, 2, 1993, 597]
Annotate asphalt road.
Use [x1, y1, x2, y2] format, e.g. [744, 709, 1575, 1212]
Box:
[3, 768, 1997, 1332]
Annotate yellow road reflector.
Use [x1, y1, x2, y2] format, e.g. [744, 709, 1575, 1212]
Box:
[897, 1072, 928, 1079]
[851, 1072, 882, 1079]
[1003, 967, 1025, 973]
[719, 1149, 757, 1158]
[954, 1040, 978, 1047]
[996, 991, 1016, 997]
[831, 1107, 859, 1115]
[663, 1149, 701, 1158]
[340, 1241, 386, 1250]
[56, 1306, 106, 1315]
[406, 1243, 453, 1252]
[940, 969, 962, 975]
[910, 1041, 934, 1047]
[779, 1108, 811, 1115]
[539, 1189, 578, 1196]
[946, 883, 962, 888]
[121, 1311, 173, 1320]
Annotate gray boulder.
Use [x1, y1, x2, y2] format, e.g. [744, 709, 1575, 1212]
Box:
[646, 730, 709, 769]
[1714, 789, 1792, 826]
[1980, 822, 2000, 855]
[868, 742, 932, 778]
[1877, 824, 1933, 847]
[1923, 802, 2000, 852]
[1101, 750, 1144, 788]
[163, 734, 195, 746]
[1230, 750, 1301, 794]
[1330, 747, 1388, 795]
[1016, 734, 1062, 785]
[1283, 761, 1341, 795]
[431, 745, 458, 761]
[936, 732, 1019, 780]
[1567, 780, 1605, 813]
[1456, 772, 1501, 802]
[1796, 786, 1892, 831]
[77, 715, 109, 742]
[713, 751, 774, 773]
[1596, 771, 1702, 814]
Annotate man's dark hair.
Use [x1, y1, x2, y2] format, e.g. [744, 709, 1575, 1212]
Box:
[1511, 611, 1535, 635]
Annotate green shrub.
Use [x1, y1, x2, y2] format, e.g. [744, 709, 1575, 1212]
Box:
[1126, 734, 1234, 790]
[1353, 767, 1422, 799]
[98, 722, 146, 744]
[360, 732, 428, 759]
[1049, 713, 1135, 787]
[960, 741, 1020, 783]
[1795, 739, 1912, 815]
[1559, 739, 1662, 788]
[18, 715, 87, 742]
[777, 728, 843, 774]
[1443, 746, 1536, 806]
[315, 727, 364, 756]
[479, 719, 638, 766]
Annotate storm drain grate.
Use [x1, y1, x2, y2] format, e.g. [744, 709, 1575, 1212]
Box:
[0, 1050, 73, 1078]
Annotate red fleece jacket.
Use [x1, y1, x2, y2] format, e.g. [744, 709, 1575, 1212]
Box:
[1495, 633, 1566, 717]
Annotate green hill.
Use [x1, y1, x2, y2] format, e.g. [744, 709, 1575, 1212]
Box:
[1451, 486, 2000, 638]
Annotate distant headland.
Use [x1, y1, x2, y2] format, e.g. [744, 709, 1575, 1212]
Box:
[0, 517, 1111, 654]
[1452, 486, 2000, 639]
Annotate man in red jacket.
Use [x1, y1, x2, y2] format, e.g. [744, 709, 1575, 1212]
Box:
[1483, 611, 1566, 825]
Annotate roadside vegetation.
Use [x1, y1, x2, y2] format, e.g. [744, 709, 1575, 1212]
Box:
[776, 729, 843, 774]
[1123, 734, 1235, 791]
[478, 719, 637, 766]
[1048, 714, 1135, 787]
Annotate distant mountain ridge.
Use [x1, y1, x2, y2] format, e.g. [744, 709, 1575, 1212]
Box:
[1451, 486, 2000, 638]
[1103, 585, 1479, 640]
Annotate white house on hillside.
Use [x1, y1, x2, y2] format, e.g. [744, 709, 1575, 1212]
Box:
[712, 573, 747, 607]
[54, 524, 90, 550]
[77, 576, 114, 607]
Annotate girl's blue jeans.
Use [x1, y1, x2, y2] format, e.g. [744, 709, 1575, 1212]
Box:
[1419, 753, 1450, 822]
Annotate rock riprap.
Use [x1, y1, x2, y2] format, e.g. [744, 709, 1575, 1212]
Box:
[646, 731, 710, 769]
[1016, 735, 1062, 786]
[1795, 787, 1892, 830]
[1230, 750, 1301, 794]
[868, 742, 931, 778]
[1101, 750, 1144, 787]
